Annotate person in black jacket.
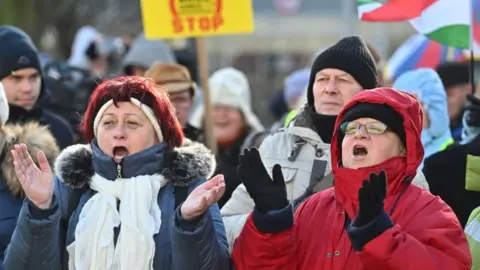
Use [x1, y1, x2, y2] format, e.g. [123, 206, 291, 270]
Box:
[423, 94, 480, 227]
[423, 133, 480, 227]
[0, 26, 74, 149]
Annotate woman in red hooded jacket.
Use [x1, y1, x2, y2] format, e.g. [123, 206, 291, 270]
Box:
[232, 87, 472, 269]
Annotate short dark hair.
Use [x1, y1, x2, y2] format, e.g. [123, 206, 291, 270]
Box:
[436, 61, 470, 89]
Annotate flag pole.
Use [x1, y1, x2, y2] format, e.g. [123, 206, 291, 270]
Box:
[196, 37, 217, 154]
[470, 51, 475, 94]
[470, 0, 475, 94]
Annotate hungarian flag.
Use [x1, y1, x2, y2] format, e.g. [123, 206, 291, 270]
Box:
[357, 0, 472, 49]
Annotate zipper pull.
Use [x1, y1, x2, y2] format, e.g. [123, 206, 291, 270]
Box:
[117, 163, 122, 179]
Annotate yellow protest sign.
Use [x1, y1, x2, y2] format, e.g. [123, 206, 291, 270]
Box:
[141, 0, 255, 39]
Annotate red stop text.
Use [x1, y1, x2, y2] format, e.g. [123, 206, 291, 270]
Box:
[172, 14, 224, 33]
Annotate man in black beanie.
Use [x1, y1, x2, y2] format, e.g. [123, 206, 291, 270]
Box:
[436, 61, 471, 141]
[221, 36, 391, 250]
[0, 25, 74, 149]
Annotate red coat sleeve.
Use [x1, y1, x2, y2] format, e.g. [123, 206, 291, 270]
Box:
[231, 190, 325, 270]
[357, 199, 472, 269]
[231, 204, 298, 270]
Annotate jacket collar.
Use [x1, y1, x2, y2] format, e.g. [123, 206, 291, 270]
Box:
[55, 138, 216, 189]
[290, 103, 316, 129]
[334, 157, 408, 218]
[286, 104, 329, 145]
[7, 105, 44, 124]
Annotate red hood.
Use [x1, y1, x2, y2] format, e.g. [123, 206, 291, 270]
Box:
[331, 87, 424, 217]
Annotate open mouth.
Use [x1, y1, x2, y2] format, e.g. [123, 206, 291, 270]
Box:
[215, 122, 230, 128]
[112, 146, 129, 163]
[353, 145, 368, 158]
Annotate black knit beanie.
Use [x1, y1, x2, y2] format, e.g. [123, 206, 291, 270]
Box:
[0, 26, 42, 81]
[435, 61, 470, 90]
[339, 102, 406, 146]
[307, 36, 377, 106]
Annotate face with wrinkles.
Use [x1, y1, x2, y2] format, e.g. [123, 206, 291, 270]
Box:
[96, 102, 157, 163]
[341, 117, 404, 169]
[312, 68, 363, 115]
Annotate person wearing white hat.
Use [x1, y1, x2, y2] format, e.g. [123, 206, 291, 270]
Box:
[189, 67, 264, 208]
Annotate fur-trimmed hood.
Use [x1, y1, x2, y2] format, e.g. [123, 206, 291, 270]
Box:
[1, 122, 60, 197]
[55, 139, 216, 189]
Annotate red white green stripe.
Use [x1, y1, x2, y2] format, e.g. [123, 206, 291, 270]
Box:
[357, 0, 472, 49]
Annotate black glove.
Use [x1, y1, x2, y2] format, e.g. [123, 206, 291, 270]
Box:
[237, 148, 289, 213]
[354, 170, 387, 227]
[466, 94, 480, 127]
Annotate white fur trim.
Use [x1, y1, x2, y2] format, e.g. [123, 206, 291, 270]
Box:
[93, 98, 163, 142]
[0, 82, 10, 125]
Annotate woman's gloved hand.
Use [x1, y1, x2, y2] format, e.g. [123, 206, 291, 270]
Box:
[355, 170, 387, 227]
[237, 148, 289, 213]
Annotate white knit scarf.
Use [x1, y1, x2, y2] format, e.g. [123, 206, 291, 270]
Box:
[66, 173, 169, 270]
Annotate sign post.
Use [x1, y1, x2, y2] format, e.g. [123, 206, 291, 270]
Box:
[195, 37, 216, 153]
[140, 0, 254, 153]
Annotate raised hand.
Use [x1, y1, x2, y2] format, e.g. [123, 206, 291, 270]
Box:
[237, 148, 288, 213]
[11, 143, 54, 209]
[180, 174, 226, 220]
[355, 170, 387, 227]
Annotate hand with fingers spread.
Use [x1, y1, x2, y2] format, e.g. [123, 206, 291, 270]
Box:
[354, 170, 387, 227]
[180, 174, 226, 220]
[237, 148, 288, 213]
[11, 143, 54, 209]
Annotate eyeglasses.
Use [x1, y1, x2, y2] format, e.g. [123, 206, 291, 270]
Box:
[340, 121, 390, 135]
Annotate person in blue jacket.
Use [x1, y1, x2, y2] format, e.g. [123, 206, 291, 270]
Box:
[3, 76, 230, 270]
[393, 68, 453, 168]
[0, 82, 60, 270]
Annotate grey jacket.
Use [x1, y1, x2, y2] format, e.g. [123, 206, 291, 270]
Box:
[3, 139, 230, 270]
